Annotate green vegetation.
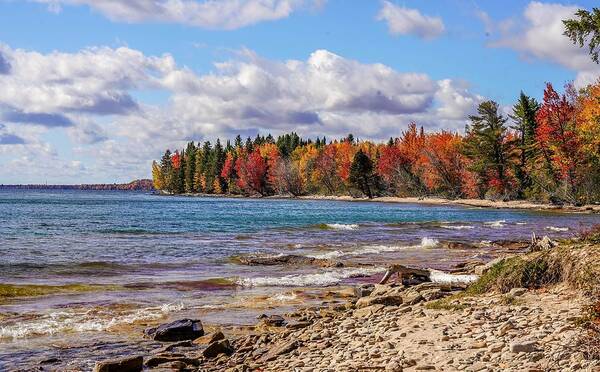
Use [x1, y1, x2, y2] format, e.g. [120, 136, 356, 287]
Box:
[563, 8, 600, 63]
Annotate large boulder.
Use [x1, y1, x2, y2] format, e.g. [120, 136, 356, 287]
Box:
[93, 356, 143, 372]
[145, 319, 204, 342]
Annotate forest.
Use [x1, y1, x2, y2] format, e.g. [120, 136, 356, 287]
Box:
[152, 80, 600, 205]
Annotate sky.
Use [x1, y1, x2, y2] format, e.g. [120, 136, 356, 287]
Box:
[0, 0, 598, 184]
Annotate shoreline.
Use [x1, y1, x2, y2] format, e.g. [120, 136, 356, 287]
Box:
[161, 191, 600, 214]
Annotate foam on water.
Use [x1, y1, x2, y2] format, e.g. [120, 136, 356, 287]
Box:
[0, 303, 184, 340]
[429, 270, 478, 285]
[441, 225, 474, 230]
[309, 237, 439, 259]
[546, 226, 569, 232]
[237, 267, 384, 287]
[325, 223, 359, 230]
[485, 220, 506, 228]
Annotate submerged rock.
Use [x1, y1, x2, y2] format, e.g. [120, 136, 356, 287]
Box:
[145, 319, 204, 342]
[93, 356, 143, 372]
[235, 254, 343, 268]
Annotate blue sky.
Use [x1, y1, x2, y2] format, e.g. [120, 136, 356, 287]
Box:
[0, 0, 598, 183]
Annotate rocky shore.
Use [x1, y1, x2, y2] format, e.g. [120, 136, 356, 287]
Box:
[88, 238, 600, 372]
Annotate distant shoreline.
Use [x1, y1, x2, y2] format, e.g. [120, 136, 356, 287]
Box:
[0, 179, 153, 191]
[158, 191, 600, 214]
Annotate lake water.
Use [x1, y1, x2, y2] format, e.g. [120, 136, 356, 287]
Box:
[1, 190, 599, 369]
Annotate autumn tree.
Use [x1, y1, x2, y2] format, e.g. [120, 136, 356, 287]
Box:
[535, 83, 581, 203]
[563, 8, 600, 63]
[151, 161, 164, 190]
[236, 148, 268, 195]
[421, 132, 471, 198]
[463, 101, 516, 199]
[349, 149, 376, 198]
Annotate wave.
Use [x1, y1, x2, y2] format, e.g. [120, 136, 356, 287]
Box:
[441, 225, 474, 230]
[485, 220, 506, 228]
[429, 270, 478, 285]
[0, 303, 184, 340]
[237, 267, 384, 288]
[319, 223, 359, 231]
[309, 237, 439, 259]
[546, 226, 569, 232]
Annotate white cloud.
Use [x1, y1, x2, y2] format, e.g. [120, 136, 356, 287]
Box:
[377, 1, 445, 40]
[33, 0, 322, 30]
[490, 1, 600, 87]
[0, 43, 483, 183]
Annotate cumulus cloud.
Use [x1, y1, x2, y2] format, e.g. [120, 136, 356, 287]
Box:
[0, 43, 483, 182]
[0, 51, 10, 74]
[377, 1, 445, 40]
[490, 1, 600, 87]
[33, 0, 321, 29]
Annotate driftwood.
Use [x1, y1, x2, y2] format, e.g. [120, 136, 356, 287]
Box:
[379, 264, 431, 285]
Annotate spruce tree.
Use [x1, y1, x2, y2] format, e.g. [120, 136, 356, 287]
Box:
[510, 92, 540, 197]
[184, 141, 196, 193]
[160, 150, 173, 193]
[349, 149, 375, 198]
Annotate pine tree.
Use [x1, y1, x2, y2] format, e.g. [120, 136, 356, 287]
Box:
[349, 149, 375, 198]
[160, 150, 173, 193]
[510, 92, 540, 197]
[193, 147, 204, 192]
[184, 141, 196, 193]
[463, 101, 516, 198]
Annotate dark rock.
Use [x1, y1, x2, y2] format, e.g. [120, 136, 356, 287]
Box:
[160, 340, 193, 353]
[236, 254, 343, 268]
[260, 314, 286, 327]
[145, 356, 200, 368]
[203, 339, 233, 358]
[93, 356, 143, 372]
[354, 284, 375, 297]
[39, 357, 60, 365]
[262, 341, 298, 362]
[145, 319, 204, 342]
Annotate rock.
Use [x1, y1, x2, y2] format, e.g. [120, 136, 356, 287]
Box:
[498, 321, 515, 336]
[385, 360, 403, 371]
[93, 356, 143, 372]
[286, 321, 311, 330]
[236, 254, 343, 268]
[145, 319, 204, 342]
[471, 341, 487, 349]
[356, 294, 403, 308]
[262, 341, 298, 362]
[510, 341, 538, 353]
[354, 284, 375, 298]
[415, 365, 436, 370]
[145, 356, 200, 368]
[509, 288, 527, 297]
[260, 314, 286, 327]
[203, 339, 233, 358]
[194, 331, 225, 345]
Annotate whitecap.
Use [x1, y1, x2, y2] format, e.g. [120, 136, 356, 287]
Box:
[310, 238, 437, 259]
[0, 302, 185, 340]
[546, 226, 569, 232]
[420, 237, 439, 248]
[429, 270, 478, 285]
[485, 220, 506, 228]
[326, 223, 359, 230]
[237, 267, 384, 288]
[441, 225, 474, 230]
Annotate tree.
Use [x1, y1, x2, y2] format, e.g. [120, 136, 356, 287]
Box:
[535, 83, 580, 202]
[463, 101, 516, 198]
[510, 92, 540, 197]
[235, 148, 268, 195]
[349, 149, 375, 198]
[151, 161, 164, 190]
[563, 8, 600, 63]
[184, 142, 196, 193]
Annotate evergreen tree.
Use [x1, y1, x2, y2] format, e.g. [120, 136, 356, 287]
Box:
[213, 139, 226, 193]
[184, 141, 196, 193]
[510, 92, 540, 197]
[200, 141, 213, 193]
[234, 135, 243, 149]
[177, 150, 186, 193]
[193, 147, 204, 192]
[160, 149, 173, 192]
[463, 101, 515, 198]
[349, 149, 375, 198]
[563, 8, 600, 63]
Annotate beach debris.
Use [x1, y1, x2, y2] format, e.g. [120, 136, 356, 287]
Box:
[379, 264, 431, 285]
[93, 355, 143, 372]
[529, 233, 558, 251]
[144, 319, 204, 342]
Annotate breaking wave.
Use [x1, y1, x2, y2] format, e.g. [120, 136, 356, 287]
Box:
[546, 226, 569, 232]
[322, 223, 359, 231]
[236, 267, 384, 287]
[429, 270, 478, 285]
[485, 220, 506, 228]
[0, 303, 184, 340]
[441, 225, 474, 230]
[309, 237, 439, 259]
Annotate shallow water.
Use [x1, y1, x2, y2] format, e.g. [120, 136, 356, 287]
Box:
[1, 190, 599, 368]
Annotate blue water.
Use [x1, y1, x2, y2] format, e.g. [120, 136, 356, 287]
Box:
[0, 190, 599, 368]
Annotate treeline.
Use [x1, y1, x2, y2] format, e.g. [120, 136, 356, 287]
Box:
[1, 179, 154, 191]
[153, 81, 600, 205]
